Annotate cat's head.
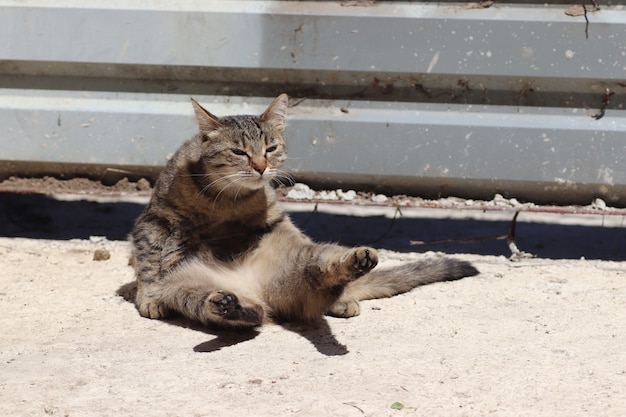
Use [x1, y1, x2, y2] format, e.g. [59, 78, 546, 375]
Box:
[190, 94, 290, 193]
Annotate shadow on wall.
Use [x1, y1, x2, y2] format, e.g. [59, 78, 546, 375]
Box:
[0, 192, 624, 261]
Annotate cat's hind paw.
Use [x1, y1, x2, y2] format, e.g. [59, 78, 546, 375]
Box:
[347, 247, 378, 276]
[207, 291, 240, 317]
[327, 299, 361, 318]
[207, 290, 264, 327]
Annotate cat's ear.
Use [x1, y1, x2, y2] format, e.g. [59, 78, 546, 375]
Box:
[190, 98, 223, 133]
[260, 93, 289, 132]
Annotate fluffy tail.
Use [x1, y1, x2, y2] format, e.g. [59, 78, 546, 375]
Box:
[342, 256, 479, 302]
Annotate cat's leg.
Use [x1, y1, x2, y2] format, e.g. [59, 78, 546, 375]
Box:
[314, 246, 377, 319]
[165, 286, 265, 328]
[132, 221, 264, 327]
[315, 246, 379, 289]
[158, 260, 265, 328]
[329, 256, 481, 318]
[131, 222, 183, 320]
[136, 281, 171, 320]
[266, 243, 378, 323]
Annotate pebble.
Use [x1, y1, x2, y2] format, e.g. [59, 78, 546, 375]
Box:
[371, 194, 388, 203]
[286, 183, 315, 200]
[93, 249, 111, 261]
[317, 190, 338, 200]
[337, 189, 357, 201]
[591, 198, 607, 210]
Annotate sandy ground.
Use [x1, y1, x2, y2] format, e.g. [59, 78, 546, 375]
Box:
[1, 192, 625, 417]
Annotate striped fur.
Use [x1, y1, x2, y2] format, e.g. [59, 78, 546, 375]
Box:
[130, 94, 479, 328]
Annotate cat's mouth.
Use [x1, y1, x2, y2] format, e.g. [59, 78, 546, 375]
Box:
[243, 171, 274, 188]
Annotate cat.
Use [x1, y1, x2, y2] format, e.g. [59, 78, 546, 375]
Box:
[130, 94, 479, 328]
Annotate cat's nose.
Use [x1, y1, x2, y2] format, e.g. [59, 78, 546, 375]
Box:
[252, 162, 267, 175]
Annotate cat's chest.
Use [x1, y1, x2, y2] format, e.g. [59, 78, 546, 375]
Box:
[181, 218, 268, 261]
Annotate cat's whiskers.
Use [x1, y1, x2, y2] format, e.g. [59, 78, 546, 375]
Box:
[272, 169, 295, 187]
[195, 173, 244, 204]
[194, 167, 277, 207]
[231, 171, 260, 202]
[211, 175, 250, 208]
[179, 170, 240, 201]
[182, 170, 238, 182]
[232, 179, 250, 202]
[197, 171, 243, 193]
[184, 171, 235, 180]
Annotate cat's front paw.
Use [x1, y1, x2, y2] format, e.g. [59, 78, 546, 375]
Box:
[347, 247, 378, 276]
[137, 300, 169, 320]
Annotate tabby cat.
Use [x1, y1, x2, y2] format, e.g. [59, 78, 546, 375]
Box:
[130, 94, 479, 328]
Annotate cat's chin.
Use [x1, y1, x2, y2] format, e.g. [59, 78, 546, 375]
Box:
[243, 175, 273, 190]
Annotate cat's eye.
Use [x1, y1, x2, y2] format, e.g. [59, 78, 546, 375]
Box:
[231, 148, 248, 157]
[265, 145, 278, 153]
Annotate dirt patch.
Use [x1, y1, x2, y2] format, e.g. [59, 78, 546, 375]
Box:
[0, 176, 152, 196]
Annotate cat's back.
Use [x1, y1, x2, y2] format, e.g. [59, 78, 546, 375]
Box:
[150, 135, 203, 199]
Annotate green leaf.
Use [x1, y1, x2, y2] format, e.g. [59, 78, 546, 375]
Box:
[390, 402, 405, 410]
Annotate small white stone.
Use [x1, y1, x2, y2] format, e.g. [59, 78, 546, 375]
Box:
[493, 193, 509, 206]
[286, 183, 315, 200]
[336, 189, 357, 201]
[592, 198, 607, 210]
[371, 194, 388, 203]
[317, 190, 338, 200]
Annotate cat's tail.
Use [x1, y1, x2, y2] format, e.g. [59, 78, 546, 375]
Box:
[335, 256, 478, 314]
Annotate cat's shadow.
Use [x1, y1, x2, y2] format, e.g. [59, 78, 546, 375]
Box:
[116, 282, 349, 356]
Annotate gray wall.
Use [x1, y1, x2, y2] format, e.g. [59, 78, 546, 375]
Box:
[1, 1, 625, 205]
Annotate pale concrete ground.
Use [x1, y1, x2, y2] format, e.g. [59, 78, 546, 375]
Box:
[1, 193, 625, 417]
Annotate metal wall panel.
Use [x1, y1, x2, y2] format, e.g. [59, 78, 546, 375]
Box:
[1, 1, 625, 205]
